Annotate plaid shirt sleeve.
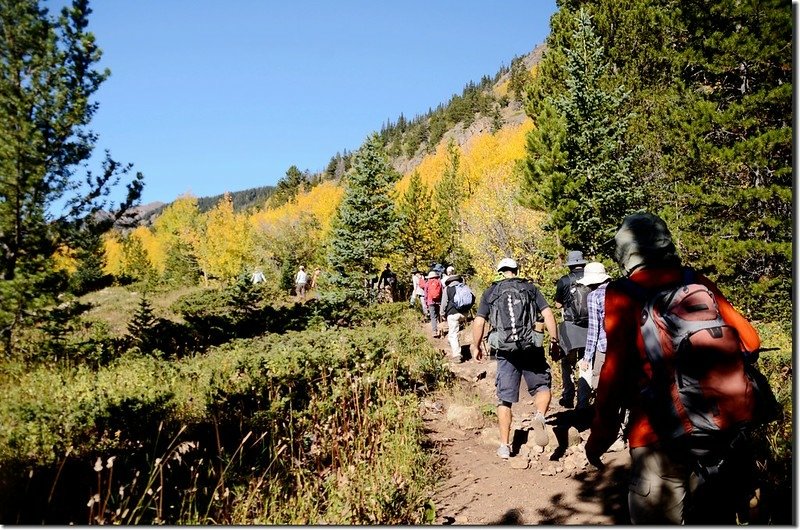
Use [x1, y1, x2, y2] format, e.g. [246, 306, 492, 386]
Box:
[583, 285, 606, 361]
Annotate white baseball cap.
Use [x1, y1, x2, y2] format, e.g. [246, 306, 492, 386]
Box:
[496, 258, 518, 272]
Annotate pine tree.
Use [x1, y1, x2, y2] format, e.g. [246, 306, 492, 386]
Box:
[396, 171, 436, 268]
[522, 8, 642, 254]
[0, 0, 143, 353]
[327, 134, 399, 290]
[432, 140, 469, 268]
[127, 295, 157, 352]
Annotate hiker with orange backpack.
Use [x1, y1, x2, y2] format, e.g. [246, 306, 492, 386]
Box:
[585, 213, 775, 524]
[424, 270, 443, 338]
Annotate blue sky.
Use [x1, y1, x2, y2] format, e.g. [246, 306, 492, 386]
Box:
[75, 1, 557, 204]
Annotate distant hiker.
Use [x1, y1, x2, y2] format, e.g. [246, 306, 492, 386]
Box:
[295, 265, 308, 301]
[251, 269, 265, 284]
[408, 268, 427, 313]
[470, 258, 559, 459]
[310, 267, 321, 288]
[417, 272, 429, 315]
[424, 271, 443, 338]
[441, 274, 474, 361]
[576, 262, 611, 405]
[553, 250, 589, 409]
[585, 213, 766, 524]
[378, 263, 397, 303]
[439, 266, 456, 312]
[441, 265, 455, 285]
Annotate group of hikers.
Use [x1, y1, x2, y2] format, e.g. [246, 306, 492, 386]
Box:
[411, 212, 774, 525]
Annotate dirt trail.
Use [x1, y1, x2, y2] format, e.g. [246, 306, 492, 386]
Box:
[421, 323, 631, 525]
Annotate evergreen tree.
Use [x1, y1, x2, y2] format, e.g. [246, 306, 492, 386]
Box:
[270, 165, 308, 207]
[522, 8, 642, 254]
[127, 295, 157, 352]
[396, 171, 436, 268]
[327, 134, 399, 290]
[433, 140, 469, 268]
[0, 0, 143, 353]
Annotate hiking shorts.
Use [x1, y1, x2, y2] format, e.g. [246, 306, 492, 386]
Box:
[495, 347, 551, 404]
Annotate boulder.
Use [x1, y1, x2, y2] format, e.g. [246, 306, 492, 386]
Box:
[446, 404, 485, 430]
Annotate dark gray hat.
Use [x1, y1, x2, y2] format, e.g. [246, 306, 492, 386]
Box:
[614, 212, 678, 273]
[565, 250, 587, 267]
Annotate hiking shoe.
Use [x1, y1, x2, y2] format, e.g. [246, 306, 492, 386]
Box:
[531, 412, 548, 447]
[496, 444, 511, 459]
[558, 397, 574, 409]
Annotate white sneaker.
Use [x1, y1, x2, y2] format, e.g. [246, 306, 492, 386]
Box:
[496, 444, 511, 459]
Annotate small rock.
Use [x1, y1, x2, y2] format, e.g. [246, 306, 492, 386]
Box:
[555, 465, 564, 474]
[517, 445, 531, 458]
[533, 445, 545, 454]
[541, 466, 556, 476]
[446, 404, 485, 430]
[509, 457, 530, 470]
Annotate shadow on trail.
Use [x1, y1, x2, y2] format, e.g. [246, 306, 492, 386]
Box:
[540, 405, 631, 524]
[492, 508, 524, 524]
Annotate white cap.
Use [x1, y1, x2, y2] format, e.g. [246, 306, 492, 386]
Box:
[496, 258, 518, 272]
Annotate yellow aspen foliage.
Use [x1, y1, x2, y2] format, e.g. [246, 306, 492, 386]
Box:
[153, 194, 201, 242]
[250, 181, 343, 237]
[52, 244, 78, 274]
[395, 141, 452, 196]
[460, 167, 557, 286]
[461, 120, 533, 193]
[131, 225, 167, 275]
[102, 231, 125, 277]
[193, 193, 254, 282]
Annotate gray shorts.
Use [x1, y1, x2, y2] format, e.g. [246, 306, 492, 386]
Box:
[495, 347, 551, 404]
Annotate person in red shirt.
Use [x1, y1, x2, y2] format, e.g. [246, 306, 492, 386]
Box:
[585, 213, 760, 524]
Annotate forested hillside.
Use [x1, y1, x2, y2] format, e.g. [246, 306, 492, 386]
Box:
[0, 0, 791, 524]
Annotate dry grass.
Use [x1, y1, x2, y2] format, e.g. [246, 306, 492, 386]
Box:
[79, 285, 207, 334]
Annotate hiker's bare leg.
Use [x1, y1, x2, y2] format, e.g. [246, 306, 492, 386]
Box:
[497, 404, 512, 446]
[534, 388, 551, 416]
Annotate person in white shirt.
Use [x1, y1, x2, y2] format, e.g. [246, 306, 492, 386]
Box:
[295, 266, 308, 301]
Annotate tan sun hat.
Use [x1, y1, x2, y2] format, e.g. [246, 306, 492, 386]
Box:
[578, 262, 610, 286]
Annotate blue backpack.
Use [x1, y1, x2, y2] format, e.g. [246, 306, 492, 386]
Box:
[452, 282, 474, 311]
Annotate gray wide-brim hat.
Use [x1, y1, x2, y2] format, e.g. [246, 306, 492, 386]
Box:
[426, 271, 440, 279]
[565, 250, 587, 267]
[444, 274, 463, 285]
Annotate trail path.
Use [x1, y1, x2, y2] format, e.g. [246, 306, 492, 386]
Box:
[421, 321, 631, 525]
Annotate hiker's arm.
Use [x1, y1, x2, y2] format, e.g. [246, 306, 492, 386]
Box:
[586, 285, 633, 459]
[470, 316, 487, 361]
[540, 307, 558, 342]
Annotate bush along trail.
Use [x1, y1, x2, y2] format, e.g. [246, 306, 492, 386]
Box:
[420, 315, 632, 524]
[0, 301, 450, 524]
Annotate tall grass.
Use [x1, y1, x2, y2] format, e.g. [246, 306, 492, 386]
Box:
[0, 305, 450, 524]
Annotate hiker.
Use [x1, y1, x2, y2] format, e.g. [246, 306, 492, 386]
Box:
[470, 258, 559, 459]
[576, 262, 611, 405]
[310, 267, 321, 288]
[295, 265, 308, 301]
[378, 263, 397, 303]
[417, 271, 429, 315]
[585, 213, 762, 524]
[424, 270, 443, 338]
[251, 269, 265, 284]
[554, 250, 589, 409]
[441, 274, 474, 361]
[439, 266, 455, 312]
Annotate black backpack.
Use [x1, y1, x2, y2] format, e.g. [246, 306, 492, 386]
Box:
[566, 281, 592, 327]
[487, 278, 541, 352]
